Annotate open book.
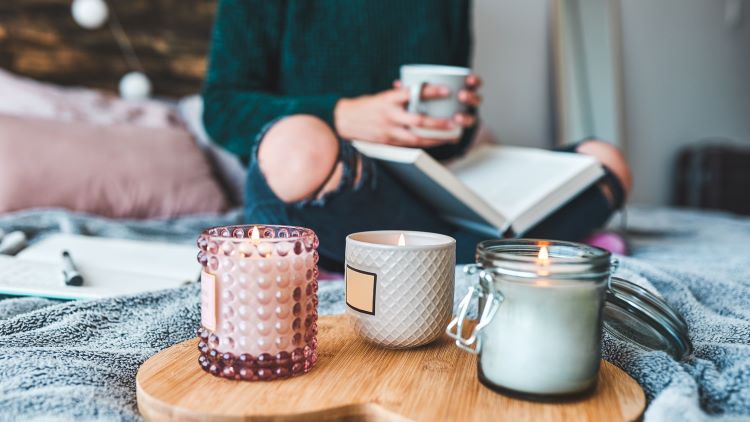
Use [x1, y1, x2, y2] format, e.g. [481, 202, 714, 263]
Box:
[353, 142, 604, 237]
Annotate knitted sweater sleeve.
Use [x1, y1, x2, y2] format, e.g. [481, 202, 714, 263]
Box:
[202, 0, 341, 158]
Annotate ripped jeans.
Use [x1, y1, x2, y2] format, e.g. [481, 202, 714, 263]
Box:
[245, 136, 624, 271]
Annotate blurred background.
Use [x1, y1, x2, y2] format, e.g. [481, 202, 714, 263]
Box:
[0, 0, 748, 214]
[475, 0, 750, 211]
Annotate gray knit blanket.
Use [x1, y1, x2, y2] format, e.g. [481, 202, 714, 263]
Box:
[0, 207, 748, 421]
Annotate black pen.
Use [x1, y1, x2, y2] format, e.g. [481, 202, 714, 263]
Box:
[62, 250, 84, 287]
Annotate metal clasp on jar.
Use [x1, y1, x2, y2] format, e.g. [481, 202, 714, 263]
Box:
[446, 264, 502, 354]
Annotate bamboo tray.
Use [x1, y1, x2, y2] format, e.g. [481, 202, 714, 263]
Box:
[136, 315, 645, 421]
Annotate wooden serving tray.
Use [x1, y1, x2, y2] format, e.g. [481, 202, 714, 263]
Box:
[137, 316, 644, 421]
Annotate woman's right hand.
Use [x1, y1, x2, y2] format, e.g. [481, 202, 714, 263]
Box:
[334, 86, 459, 148]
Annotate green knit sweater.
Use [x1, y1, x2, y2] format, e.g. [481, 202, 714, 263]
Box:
[202, 0, 475, 162]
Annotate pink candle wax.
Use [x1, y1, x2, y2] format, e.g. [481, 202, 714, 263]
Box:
[196, 225, 319, 381]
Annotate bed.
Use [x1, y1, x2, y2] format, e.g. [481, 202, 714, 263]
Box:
[1, 207, 749, 421]
[0, 1, 749, 420]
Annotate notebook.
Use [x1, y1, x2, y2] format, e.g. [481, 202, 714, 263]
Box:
[0, 234, 199, 300]
[352, 142, 605, 237]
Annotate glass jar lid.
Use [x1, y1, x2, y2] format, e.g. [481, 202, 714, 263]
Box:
[603, 277, 693, 361]
[476, 239, 612, 281]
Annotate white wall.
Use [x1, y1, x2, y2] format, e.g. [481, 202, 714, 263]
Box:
[620, 0, 750, 205]
[473, 0, 552, 149]
[557, 0, 623, 147]
[473, 0, 750, 205]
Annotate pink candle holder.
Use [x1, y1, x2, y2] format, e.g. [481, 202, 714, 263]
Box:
[196, 225, 319, 381]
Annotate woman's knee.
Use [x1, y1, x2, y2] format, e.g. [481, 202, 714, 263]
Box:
[257, 115, 339, 203]
[576, 140, 633, 197]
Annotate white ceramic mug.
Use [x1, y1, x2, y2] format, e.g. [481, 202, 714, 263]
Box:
[345, 231, 456, 348]
[400, 64, 471, 140]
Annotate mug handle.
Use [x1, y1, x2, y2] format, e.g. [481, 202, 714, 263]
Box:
[407, 82, 426, 114]
[446, 265, 502, 354]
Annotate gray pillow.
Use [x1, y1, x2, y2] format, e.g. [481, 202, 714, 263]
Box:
[177, 95, 247, 205]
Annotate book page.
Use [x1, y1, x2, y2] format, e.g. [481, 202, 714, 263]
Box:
[448, 145, 599, 222]
[353, 141, 507, 233]
[353, 141, 601, 235]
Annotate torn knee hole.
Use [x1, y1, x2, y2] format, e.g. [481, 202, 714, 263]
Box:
[597, 180, 616, 208]
[352, 154, 364, 187]
[314, 161, 344, 200]
[313, 155, 364, 200]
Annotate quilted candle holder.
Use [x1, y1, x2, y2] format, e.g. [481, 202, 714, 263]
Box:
[345, 231, 456, 348]
[196, 225, 319, 381]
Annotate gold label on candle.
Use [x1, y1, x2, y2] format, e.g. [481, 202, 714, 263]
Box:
[200, 271, 217, 331]
[345, 265, 377, 315]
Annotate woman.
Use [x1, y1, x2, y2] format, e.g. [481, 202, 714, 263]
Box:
[203, 0, 631, 269]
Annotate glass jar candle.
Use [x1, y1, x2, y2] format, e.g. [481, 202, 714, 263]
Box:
[196, 225, 319, 381]
[448, 239, 615, 398]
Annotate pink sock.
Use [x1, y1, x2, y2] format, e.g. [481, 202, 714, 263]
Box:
[583, 231, 629, 255]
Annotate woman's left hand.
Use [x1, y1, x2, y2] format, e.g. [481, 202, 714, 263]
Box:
[455, 74, 482, 128]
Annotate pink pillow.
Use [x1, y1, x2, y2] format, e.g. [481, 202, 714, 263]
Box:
[0, 114, 229, 218]
[0, 68, 179, 128]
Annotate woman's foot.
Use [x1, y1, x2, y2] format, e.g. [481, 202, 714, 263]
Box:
[583, 231, 630, 255]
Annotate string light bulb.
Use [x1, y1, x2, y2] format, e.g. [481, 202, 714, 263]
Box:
[119, 71, 152, 100]
[71, 0, 109, 29]
[71, 0, 153, 99]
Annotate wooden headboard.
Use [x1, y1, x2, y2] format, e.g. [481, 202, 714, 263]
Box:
[0, 0, 216, 97]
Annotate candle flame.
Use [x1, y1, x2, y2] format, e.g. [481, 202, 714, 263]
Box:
[536, 245, 550, 276]
[537, 246, 549, 264]
[398, 233, 406, 247]
[251, 226, 260, 245]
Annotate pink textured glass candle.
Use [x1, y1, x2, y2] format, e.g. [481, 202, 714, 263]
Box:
[196, 225, 319, 381]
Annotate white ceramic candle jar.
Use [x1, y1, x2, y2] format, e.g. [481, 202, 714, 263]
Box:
[448, 239, 614, 398]
[345, 231, 456, 348]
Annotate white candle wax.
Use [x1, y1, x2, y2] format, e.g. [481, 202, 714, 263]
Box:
[479, 279, 604, 395]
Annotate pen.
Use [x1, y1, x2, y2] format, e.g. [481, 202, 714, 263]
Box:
[62, 250, 84, 287]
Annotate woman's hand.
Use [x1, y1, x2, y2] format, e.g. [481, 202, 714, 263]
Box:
[392, 74, 482, 129]
[455, 74, 482, 128]
[334, 86, 458, 148]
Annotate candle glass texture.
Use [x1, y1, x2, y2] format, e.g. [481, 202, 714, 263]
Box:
[196, 225, 319, 381]
[449, 239, 613, 398]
